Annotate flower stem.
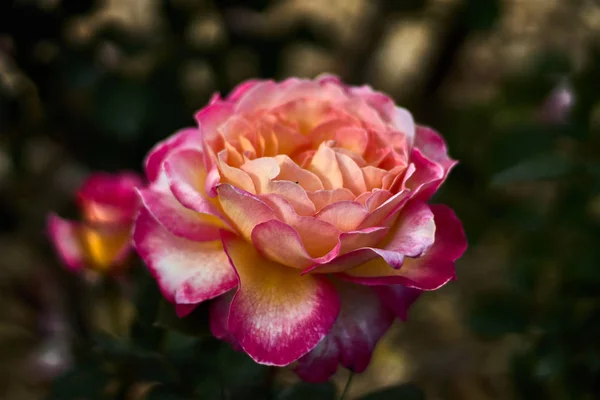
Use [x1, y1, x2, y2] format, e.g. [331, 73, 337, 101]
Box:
[340, 371, 354, 400]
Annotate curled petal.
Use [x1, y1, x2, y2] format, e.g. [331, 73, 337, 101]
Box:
[137, 187, 223, 242]
[275, 155, 324, 192]
[405, 148, 445, 196]
[164, 148, 223, 216]
[227, 80, 262, 102]
[338, 227, 388, 254]
[251, 219, 339, 269]
[47, 214, 85, 272]
[315, 201, 368, 232]
[195, 103, 235, 142]
[216, 151, 256, 194]
[144, 128, 201, 183]
[385, 201, 435, 258]
[217, 184, 278, 241]
[260, 194, 341, 258]
[295, 280, 394, 382]
[133, 209, 237, 305]
[358, 189, 411, 230]
[222, 232, 340, 366]
[341, 205, 467, 290]
[308, 188, 355, 211]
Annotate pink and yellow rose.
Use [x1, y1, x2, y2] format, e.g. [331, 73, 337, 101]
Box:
[133, 75, 467, 381]
[48, 172, 143, 273]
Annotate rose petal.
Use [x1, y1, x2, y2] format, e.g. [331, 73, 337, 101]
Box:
[217, 184, 278, 241]
[209, 291, 242, 351]
[308, 188, 355, 212]
[251, 219, 339, 269]
[275, 155, 324, 192]
[164, 148, 223, 216]
[133, 209, 237, 304]
[47, 214, 85, 272]
[309, 143, 344, 190]
[341, 205, 467, 290]
[374, 285, 422, 321]
[77, 172, 143, 224]
[385, 201, 435, 258]
[259, 194, 341, 258]
[222, 231, 340, 366]
[295, 280, 394, 382]
[195, 103, 235, 142]
[144, 128, 201, 183]
[137, 187, 223, 242]
[315, 201, 368, 232]
[336, 152, 367, 195]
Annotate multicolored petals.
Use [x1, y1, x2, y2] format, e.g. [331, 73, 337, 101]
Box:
[217, 184, 277, 241]
[375, 285, 422, 321]
[295, 280, 394, 382]
[221, 232, 340, 366]
[209, 291, 241, 351]
[341, 205, 467, 290]
[137, 187, 223, 242]
[47, 214, 85, 272]
[144, 128, 201, 183]
[164, 148, 217, 215]
[130, 76, 465, 379]
[77, 172, 143, 224]
[133, 209, 236, 305]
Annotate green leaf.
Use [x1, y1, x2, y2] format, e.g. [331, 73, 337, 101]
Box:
[491, 153, 573, 186]
[469, 292, 529, 338]
[277, 381, 337, 400]
[358, 383, 425, 400]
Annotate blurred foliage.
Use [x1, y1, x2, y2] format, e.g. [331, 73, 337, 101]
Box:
[2, 0, 600, 399]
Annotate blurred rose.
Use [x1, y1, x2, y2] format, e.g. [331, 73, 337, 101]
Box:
[133, 75, 467, 381]
[48, 172, 143, 274]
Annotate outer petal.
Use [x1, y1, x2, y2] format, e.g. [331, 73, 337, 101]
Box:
[77, 171, 143, 224]
[133, 209, 237, 305]
[341, 205, 467, 290]
[164, 148, 223, 216]
[222, 232, 340, 366]
[374, 285, 422, 321]
[383, 201, 435, 258]
[137, 187, 223, 242]
[195, 103, 235, 142]
[144, 128, 201, 183]
[47, 214, 85, 272]
[412, 126, 458, 200]
[209, 291, 242, 351]
[295, 280, 394, 382]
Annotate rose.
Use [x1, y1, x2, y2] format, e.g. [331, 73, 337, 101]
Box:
[48, 172, 143, 273]
[133, 75, 467, 381]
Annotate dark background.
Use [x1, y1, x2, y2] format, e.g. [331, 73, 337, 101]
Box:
[1, 0, 600, 399]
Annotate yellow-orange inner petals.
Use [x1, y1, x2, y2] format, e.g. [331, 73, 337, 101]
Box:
[78, 225, 131, 271]
[210, 97, 417, 267]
